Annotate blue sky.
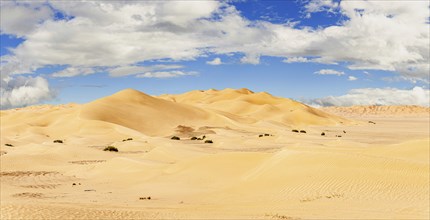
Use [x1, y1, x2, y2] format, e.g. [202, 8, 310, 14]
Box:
[1, 0, 429, 108]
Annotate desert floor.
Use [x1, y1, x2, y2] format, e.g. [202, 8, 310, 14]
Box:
[1, 89, 429, 219]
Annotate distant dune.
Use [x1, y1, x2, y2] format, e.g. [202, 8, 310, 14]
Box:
[159, 88, 350, 126]
[321, 105, 430, 117]
[1, 88, 429, 219]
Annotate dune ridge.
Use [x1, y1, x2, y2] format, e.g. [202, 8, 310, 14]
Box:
[160, 88, 351, 126]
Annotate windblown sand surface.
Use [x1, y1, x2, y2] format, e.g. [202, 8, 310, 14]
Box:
[1, 88, 429, 219]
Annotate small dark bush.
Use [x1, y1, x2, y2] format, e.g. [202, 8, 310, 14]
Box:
[190, 137, 198, 140]
[300, 130, 306, 133]
[259, 134, 263, 137]
[343, 130, 346, 134]
[104, 146, 118, 152]
[171, 136, 180, 140]
[204, 140, 213, 144]
[5, 143, 13, 147]
[123, 138, 133, 142]
[140, 196, 151, 200]
[368, 121, 376, 124]
[264, 133, 270, 136]
[53, 140, 63, 144]
[321, 132, 325, 136]
[292, 129, 299, 133]
[202, 135, 206, 140]
[336, 135, 342, 138]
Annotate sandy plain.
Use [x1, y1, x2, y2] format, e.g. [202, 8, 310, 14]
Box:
[1, 88, 429, 219]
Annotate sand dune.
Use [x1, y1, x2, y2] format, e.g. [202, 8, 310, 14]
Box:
[80, 89, 235, 136]
[160, 88, 351, 126]
[1, 88, 429, 219]
[321, 105, 430, 117]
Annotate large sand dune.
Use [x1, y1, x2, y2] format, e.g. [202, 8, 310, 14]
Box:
[1, 88, 429, 219]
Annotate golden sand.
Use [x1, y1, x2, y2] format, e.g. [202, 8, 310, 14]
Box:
[1, 89, 429, 219]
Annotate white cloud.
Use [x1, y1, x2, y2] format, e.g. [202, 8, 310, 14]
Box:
[282, 57, 309, 63]
[206, 57, 223, 65]
[304, 0, 339, 17]
[308, 87, 430, 107]
[52, 67, 96, 78]
[136, 71, 197, 78]
[348, 76, 358, 81]
[0, 2, 53, 37]
[2, 1, 428, 81]
[382, 75, 429, 84]
[109, 65, 184, 77]
[240, 54, 260, 65]
[315, 69, 345, 76]
[1, 76, 54, 109]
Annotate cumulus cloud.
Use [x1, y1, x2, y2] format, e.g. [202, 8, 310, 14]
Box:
[0, 2, 53, 37]
[314, 69, 345, 76]
[206, 57, 223, 65]
[52, 67, 96, 78]
[109, 65, 184, 77]
[382, 75, 429, 84]
[240, 54, 260, 65]
[282, 57, 310, 63]
[0, 0, 429, 109]
[308, 87, 430, 107]
[0, 76, 54, 109]
[304, 0, 340, 18]
[136, 71, 198, 78]
[348, 76, 358, 81]
[1, 0, 428, 81]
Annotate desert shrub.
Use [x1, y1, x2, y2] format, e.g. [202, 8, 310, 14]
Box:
[123, 138, 133, 142]
[259, 134, 263, 137]
[5, 143, 13, 147]
[171, 136, 180, 140]
[343, 130, 346, 134]
[190, 137, 198, 140]
[103, 146, 118, 152]
[300, 130, 306, 133]
[321, 132, 325, 136]
[264, 133, 270, 136]
[53, 140, 63, 144]
[140, 196, 151, 200]
[292, 129, 299, 133]
[204, 140, 213, 144]
[368, 121, 376, 124]
[202, 135, 206, 140]
[336, 135, 342, 138]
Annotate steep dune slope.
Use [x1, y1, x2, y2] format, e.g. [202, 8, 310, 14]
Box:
[79, 89, 237, 136]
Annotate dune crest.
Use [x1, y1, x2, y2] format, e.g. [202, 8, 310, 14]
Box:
[160, 88, 351, 126]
